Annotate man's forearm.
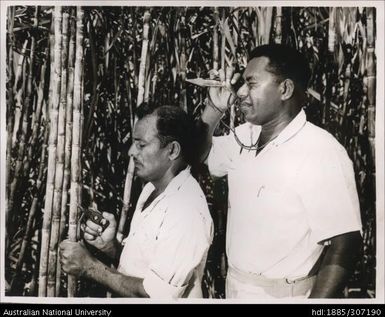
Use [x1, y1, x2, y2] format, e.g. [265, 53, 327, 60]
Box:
[309, 231, 362, 298]
[309, 264, 350, 298]
[85, 257, 149, 297]
[197, 101, 223, 162]
[98, 239, 122, 262]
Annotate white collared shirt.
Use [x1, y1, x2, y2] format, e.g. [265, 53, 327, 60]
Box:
[118, 168, 213, 299]
[208, 110, 362, 279]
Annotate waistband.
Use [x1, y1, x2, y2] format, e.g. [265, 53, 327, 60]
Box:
[228, 266, 316, 288]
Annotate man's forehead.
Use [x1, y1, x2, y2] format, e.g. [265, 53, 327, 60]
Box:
[243, 56, 270, 78]
[133, 115, 158, 139]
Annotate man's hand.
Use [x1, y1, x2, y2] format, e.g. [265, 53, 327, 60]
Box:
[207, 67, 241, 113]
[59, 240, 94, 277]
[81, 212, 117, 252]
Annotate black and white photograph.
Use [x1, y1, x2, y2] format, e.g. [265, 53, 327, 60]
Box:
[0, 0, 384, 305]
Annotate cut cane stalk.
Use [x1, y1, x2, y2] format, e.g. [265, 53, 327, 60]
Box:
[185, 78, 225, 87]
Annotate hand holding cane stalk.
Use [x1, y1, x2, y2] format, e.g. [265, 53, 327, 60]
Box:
[185, 65, 242, 114]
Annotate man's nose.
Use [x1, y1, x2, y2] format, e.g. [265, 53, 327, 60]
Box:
[128, 144, 136, 157]
[237, 83, 248, 99]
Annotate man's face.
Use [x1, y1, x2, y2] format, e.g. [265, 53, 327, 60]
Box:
[128, 115, 171, 183]
[237, 56, 282, 126]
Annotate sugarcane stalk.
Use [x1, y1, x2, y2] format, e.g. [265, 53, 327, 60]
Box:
[46, 15, 56, 124]
[132, 7, 138, 86]
[116, 10, 150, 242]
[137, 11, 151, 107]
[11, 39, 28, 150]
[274, 7, 282, 44]
[30, 232, 41, 296]
[25, 47, 48, 177]
[264, 7, 273, 44]
[47, 12, 69, 297]
[213, 7, 219, 70]
[56, 7, 76, 296]
[68, 6, 84, 297]
[6, 6, 16, 197]
[220, 9, 226, 71]
[8, 6, 39, 240]
[5, 6, 16, 268]
[179, 11, 188, 113]
[339, 63, 351, 126]
[152, 62, 158, 97]
[230, 10, 239, 131]
[84, 14, 99, 147]
[118, 64, 135, 238]
[328, 7, 336, 53]
[339, 11, 354, 126]
[105, 30, 110, 70]
[6, 5, 15, 117]
[144, 68, 151, 104]
[117, 157, 135, 243]
[124, 63, 134, 133]
[366, 8, 375, 162]
[10, 127, 48, 294]
[38, 6, 62, 297]
[185, 78, 225, 87]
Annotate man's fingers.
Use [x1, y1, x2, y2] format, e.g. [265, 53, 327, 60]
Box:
[102, 212, 115, 223]
[83, 232, 97, 241]
[231, 73, 242, 85]
[208, 69, 219, 79]
[226, 66, 234, 83]
[83, 223, 101, 236]
[59, 239, 71, 251]
[85, 219, 102, 232]
[218, 69, 225, 82]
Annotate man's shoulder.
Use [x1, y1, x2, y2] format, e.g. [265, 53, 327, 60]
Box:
[168, 175, 211, 217]
[303, 121, 346, 150]
[174, 174, 208, 204]
[300, 121, 351, 161]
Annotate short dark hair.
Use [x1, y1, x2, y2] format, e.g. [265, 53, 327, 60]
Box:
[249, 44, 311, 89]
[137, 104, 197, 166]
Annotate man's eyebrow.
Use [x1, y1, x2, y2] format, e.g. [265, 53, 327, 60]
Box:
[244, 75, 259, 82]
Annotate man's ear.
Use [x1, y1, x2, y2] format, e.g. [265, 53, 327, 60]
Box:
[168, 141, 181, 161]
[279, 79, 295, 101]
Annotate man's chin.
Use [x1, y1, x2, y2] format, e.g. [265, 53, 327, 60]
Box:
[244, 115, 259, 125]
[135, 169, 144, 178]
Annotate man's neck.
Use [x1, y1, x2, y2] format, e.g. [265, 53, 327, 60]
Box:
[259, 109, 300, 144]
[151, 173, 174, 197]
[151, 163, 186, 196]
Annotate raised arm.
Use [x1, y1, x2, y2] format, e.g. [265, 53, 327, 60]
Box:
[197, 68, 239, 163]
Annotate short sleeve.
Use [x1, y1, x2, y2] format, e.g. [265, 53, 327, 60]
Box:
[297, 142, 362, 244]
[142, 201, 212, 299]
[208, 123, 261, 177]
[207, 134, 234, 177]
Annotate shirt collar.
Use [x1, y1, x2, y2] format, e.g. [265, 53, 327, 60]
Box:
[143, 166, 191, 205]
[268, 109, 307, 147]
[160, 166, 191, 196]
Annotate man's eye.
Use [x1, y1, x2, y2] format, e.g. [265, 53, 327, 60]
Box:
[248, 82, 259, 88]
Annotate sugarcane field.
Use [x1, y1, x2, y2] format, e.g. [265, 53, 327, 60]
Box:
[1, 2, 383, 302]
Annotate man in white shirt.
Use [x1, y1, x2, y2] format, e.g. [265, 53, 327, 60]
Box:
[60, 105, 213, 299]
[198, 44, 362, 298]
